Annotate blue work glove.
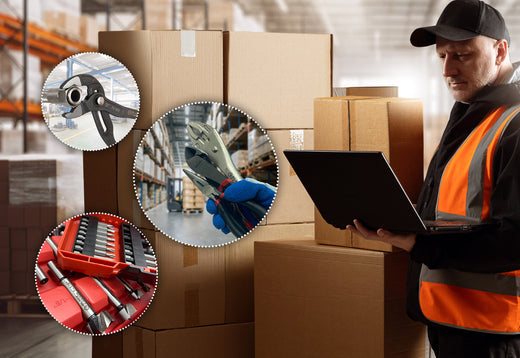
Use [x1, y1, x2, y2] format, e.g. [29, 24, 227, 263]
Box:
[206, 179, 276, 234]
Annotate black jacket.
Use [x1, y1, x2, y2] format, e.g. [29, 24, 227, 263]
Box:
[407, 65, 520, 324]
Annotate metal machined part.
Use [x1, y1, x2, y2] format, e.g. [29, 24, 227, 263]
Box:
[47, 261, 113, 334]
[35, 265, 48, 284]
[116, 276, 143, 300]
[92, 277, 137, 321]
[45, 237, 58, 258]
[42, 86, 85, 107]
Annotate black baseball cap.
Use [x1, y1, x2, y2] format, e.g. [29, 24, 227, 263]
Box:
[410, 0, 510, 47]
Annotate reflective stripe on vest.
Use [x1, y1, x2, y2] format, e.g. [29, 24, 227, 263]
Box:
[419, 104, 520, 334]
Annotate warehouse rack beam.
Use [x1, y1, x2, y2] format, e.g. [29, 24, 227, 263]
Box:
[0, 10, 96, 148]
[0, 13, 96, 66]
[81, 0, 145, 32]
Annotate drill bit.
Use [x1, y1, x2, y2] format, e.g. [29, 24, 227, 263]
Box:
[92, 277, 137, 321]
[116, 276, 143, 300]
[47, 261, 114, 334]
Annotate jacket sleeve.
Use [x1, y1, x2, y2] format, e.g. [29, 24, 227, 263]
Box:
[410, 116, 520, 273]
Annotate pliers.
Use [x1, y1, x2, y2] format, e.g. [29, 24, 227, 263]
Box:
[185, 121, 268, 237]
[57, 74, 138, 146]
[187, 122, 243, 182]
[183, 169, 255, 237]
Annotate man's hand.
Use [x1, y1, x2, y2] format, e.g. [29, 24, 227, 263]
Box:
[346, 219, 416, 252]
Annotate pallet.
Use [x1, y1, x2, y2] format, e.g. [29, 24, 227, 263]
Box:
[183, 208, 204, 214]
[0, 295, 47, 317]
[249, 152, 276, 169]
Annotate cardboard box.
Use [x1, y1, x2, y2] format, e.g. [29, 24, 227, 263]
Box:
[135, 229, 226, 330]
[225, 32, 332, 129]
[313, 97, 424, 252]
[265, 129, 314, 224]
[333, 86, 398, 97]
[225, 223, 314, 323]
[93, 322, 254, 358]
[9, 228, 26, 249]
[117, 130, 154, 230]
[99, 30, 223, 130]
[83, 146, 118, 214]
[137, 224, 313, 330]
[80, 15, 99, 47]
[255, 239, 426, 358]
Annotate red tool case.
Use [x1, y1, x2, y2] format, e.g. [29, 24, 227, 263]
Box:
[36, 213, 157, 334]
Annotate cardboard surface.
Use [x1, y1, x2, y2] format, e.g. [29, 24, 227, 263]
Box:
[117, 129, 154, 230]
[266, 129, 314, 224]
[313, 97, 424, 252]
[333, 86, 399, 97]
[225, 32, 332, 129]
[92, 323, 254, 358]
[99, 30, 224, 130]
[137, 224, 313, 329]
[255, 239, 426, 358]
[225, 223, 314, 323]
[135, 229, 226, 330]
[83, 146, 118, 214]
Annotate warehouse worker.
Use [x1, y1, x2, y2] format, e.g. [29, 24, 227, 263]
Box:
[348, 0, 520, 356]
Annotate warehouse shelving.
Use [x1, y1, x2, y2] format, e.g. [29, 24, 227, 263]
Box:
[0, 8, 96, 152]
[135, 122, 174, 212]
[219, 110, 277, 186]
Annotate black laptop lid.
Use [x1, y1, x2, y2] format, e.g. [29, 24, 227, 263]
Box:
[284, 150, 427, 233]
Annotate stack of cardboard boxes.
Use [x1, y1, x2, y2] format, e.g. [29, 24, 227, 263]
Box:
[181, 177, 205, 212]
[0, 158, 57, 297]
[89, 30, 426, 357]
[88, 30, 331, 356]
[254, 89, 427, 357]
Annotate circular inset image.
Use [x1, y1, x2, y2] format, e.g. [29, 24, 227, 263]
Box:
[133, 102, 278, 247]
[41, 52, 139, 151]
[35, 213, 157, 335]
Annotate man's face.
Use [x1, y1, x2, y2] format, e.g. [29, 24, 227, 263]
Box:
[436, 36, 500, 102]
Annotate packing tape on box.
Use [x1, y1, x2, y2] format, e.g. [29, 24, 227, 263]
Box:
[289, 130, 305, 176]
[185, 285, 200, 327]
[181, 30, 196, 57]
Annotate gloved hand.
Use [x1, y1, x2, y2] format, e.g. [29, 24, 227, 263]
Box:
[206, 179, 276, 234]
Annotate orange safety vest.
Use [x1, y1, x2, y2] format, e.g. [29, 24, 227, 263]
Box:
[419, 104, 520, 334]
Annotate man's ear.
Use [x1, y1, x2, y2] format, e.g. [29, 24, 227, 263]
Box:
[496, 39, 509, 65]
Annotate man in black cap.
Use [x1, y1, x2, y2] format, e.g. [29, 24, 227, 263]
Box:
[348, 0, 520, 356]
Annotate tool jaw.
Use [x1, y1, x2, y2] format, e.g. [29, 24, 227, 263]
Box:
[183, 169, 220, 199]
[187, 122, 243, 182]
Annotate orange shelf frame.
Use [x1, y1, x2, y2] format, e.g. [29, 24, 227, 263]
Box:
[0, 13, 96, 66]
[0, 99, 42, 120]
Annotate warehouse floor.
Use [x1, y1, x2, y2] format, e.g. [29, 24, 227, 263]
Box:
[145, 201, 236, 247]
[48, 115, 134, 150]
[0, 317, 91, 358]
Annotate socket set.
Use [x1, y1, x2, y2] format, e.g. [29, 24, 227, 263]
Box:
[55, 214, 156, 284]
[36, 213, 157, 335]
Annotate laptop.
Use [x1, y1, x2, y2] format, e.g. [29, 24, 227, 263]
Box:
[284, 150, 493, 234]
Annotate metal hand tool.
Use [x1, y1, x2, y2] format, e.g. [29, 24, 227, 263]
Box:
[92, 277, 137, 322]
[45, 237, 58, 258]
[184, 169, 249, 237]
[187, 122, 243, 182]
[35, 265, 48, 284]
[185, 146, 267, 220]
[47, 261, 114, 334]
[116, 276, 143, 300]
[43, 74, 138, 146]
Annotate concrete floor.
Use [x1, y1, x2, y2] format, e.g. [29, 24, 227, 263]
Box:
[49, 115, 134, 151]
[0, 317, 91, 358]
[145, 201, 239, 247]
